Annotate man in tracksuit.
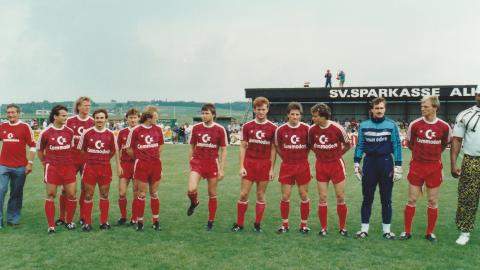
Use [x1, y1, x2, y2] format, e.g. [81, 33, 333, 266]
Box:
[353, 97, 402, 239]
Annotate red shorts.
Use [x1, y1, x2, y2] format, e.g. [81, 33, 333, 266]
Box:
[407, 160, 443, 188]
[278, 161, 311, 186]
[133, 159, 162, 183]
[190, 158, 219, 180]
[243, 158, 271, 182]
[315, 159, 346, 184]
[82, 163, 112, 186]
[72, 151, 86, 174]
[120, 161, 135, 180]
[44, 163, 77, 186]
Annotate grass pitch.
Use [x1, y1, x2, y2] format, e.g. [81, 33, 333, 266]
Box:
[1, 145, 479, 270]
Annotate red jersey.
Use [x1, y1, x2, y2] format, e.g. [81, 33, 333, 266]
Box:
[66, 115, 94, 149]
[407, 117, 452, 162]
[36, 125, 75, 165]
[309, 120, 349, 161]
[189, 122, 227, 160]
[0, 121, 36, 167]
[78, 127, 116, 165]
[125, 124, 164, 161]
[242, 119, 277, 160]
[275, 122, 310, 163]
[117, 127, 135, 162]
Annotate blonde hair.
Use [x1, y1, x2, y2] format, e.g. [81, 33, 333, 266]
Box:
[74, 96, 91, 114]
[421, 95, 440, 109]
[140, 105, 159, 123]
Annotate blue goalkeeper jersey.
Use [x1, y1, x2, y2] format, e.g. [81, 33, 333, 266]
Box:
[354, 117, 402, 166]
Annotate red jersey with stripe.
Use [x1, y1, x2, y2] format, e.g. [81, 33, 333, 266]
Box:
[242, 120, 277, 159]
[125, 124, 164, 161]
[78, 127, 117, 165]
[66, 115, 94, 149]
[407, 117, 452, 162]
[189, 122, 227, 160]
[0, 121, 36, 167]
[275, 122, 310, 163]
[309, 121, 349, 161]
[117, 127, 135, 162]
[37, 125, 75, 165]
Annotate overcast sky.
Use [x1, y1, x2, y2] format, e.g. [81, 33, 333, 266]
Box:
[0, 0, 478, 103]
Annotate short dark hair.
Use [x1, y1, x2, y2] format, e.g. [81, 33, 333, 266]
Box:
[370, 97, 386, 109]
[287, 102, 303, 114]
[6, 104, 21, 113]
[310, 103, 331, 120]
[125, 108, 140, 118]
[93, 108, 108, 119]
[49, 105, 68, 124]
[201, 103, 216, 118]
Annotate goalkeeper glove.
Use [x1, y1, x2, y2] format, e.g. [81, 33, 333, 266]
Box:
[354, 163, 362, 181]
[393, 166, 402, 182]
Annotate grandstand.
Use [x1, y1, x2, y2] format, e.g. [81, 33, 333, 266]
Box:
[245, 84, 478, 123]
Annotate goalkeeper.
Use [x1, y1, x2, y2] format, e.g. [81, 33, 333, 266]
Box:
[353, 97, 403, 239]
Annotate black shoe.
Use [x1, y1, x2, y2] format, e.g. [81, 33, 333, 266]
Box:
[383, 232, 396, 240]
[129, 220, 137, 226]
[79, 218, 85, 226]
[231, 223, 243, 232]
[82, 224, 93, 232]
[399, 232, 412, 240]
[253, 223, 262, 233]
[47, 227, 56, 235]
[187, 202, 199, 216]
[339, 229, 349, 237]
[117, 218, 127, 226]
[152, 221, 161, 231]
[355, 231, 368, 239]
[55, 219, 65, 226]
[299, 226, 311, 234]
[319, 229, 328, 237]
[277, 226, 289, 234]
[206, 221, 214, 231]
[65, 222, 77, 230]
[100, 223, 111, 230]
[425, 233, 437, 242]
[136, 222, 144, 232]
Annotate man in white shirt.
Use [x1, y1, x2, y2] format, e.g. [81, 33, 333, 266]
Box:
[451, 86, 480, 245]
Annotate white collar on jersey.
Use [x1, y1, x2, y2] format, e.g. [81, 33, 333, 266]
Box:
[76, 114, 91, 121]
[141, 124, 153, 129]
[7, 120, 23, 126]
[286, 122, 301, 128]
[318, 120, 331, 129]
[422, 117, 438, 124]
[202, 122, 215, 128]
[94, 127, 108, 133]
[50, 124, 66, 130]
[254, 118, 269, 125]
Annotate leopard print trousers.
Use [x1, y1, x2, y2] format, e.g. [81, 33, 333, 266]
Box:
[456, 155, 480, 232]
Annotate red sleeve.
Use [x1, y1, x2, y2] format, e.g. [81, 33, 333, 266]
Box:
[242, 124, 249, 142]
[158, 126, 164, 145]
[406, 122, 415, 144]
[25, 125, 36, 148]
[189, 126, 197, 145]
[38, 130, 47, 152]
[219, 127, 227, 147]
[125, 129, 136, 148]
[443, 123, 452, 146]
[79, 132, 88, 152]
[110, 133, 117, 154]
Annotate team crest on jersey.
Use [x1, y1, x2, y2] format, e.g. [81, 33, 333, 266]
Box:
[197, 133, 216, 148]
[3, 132, 20, 142]
[314, 134, 338, 150]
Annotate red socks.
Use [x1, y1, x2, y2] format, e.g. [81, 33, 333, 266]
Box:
[65, 198, 77, 224]
[318, 203, 328, 230]
[404, 204, 416, 234]
[188, 191, 198, 205]
[280, 200, 290, 228]
[45, 199, 55, 228]
[255, 201, 266, 224]
[337, 203, 348, 230]
[79, 190, 86, 220]
[236, 201, 248, 226]
[84, 200, 93, 225]
[136, 197, 146, 223]
[300, 200, 310, 228]
[131, 198, 138, 222]
[151, 197, 160, 223]
[427, 207, 438, 235]
[59, 193, 66, 221]
[118, 198, 127, 219]
[208, 197, 217, 222]
[99, 198, 109, 224]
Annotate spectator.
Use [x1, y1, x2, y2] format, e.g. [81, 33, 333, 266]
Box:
[324, 69, 332, 88]
[337, 70, 346, 87]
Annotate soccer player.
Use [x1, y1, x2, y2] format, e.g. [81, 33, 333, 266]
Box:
[232, 97, 277, 232]
[186, 103, 227, 231]
[309, 103, 351, 236]
[37, 105, 77, 234]
[354, 97, 402, 239]
[125, 106, 164, 231]
[116, 108, 140, 226]
[77, 109, 118, 231]
[399, 96, 451, 242]
[0, 104, 36, 228]
[57, 96, 93, 226]
[275, 102, 311, 234]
